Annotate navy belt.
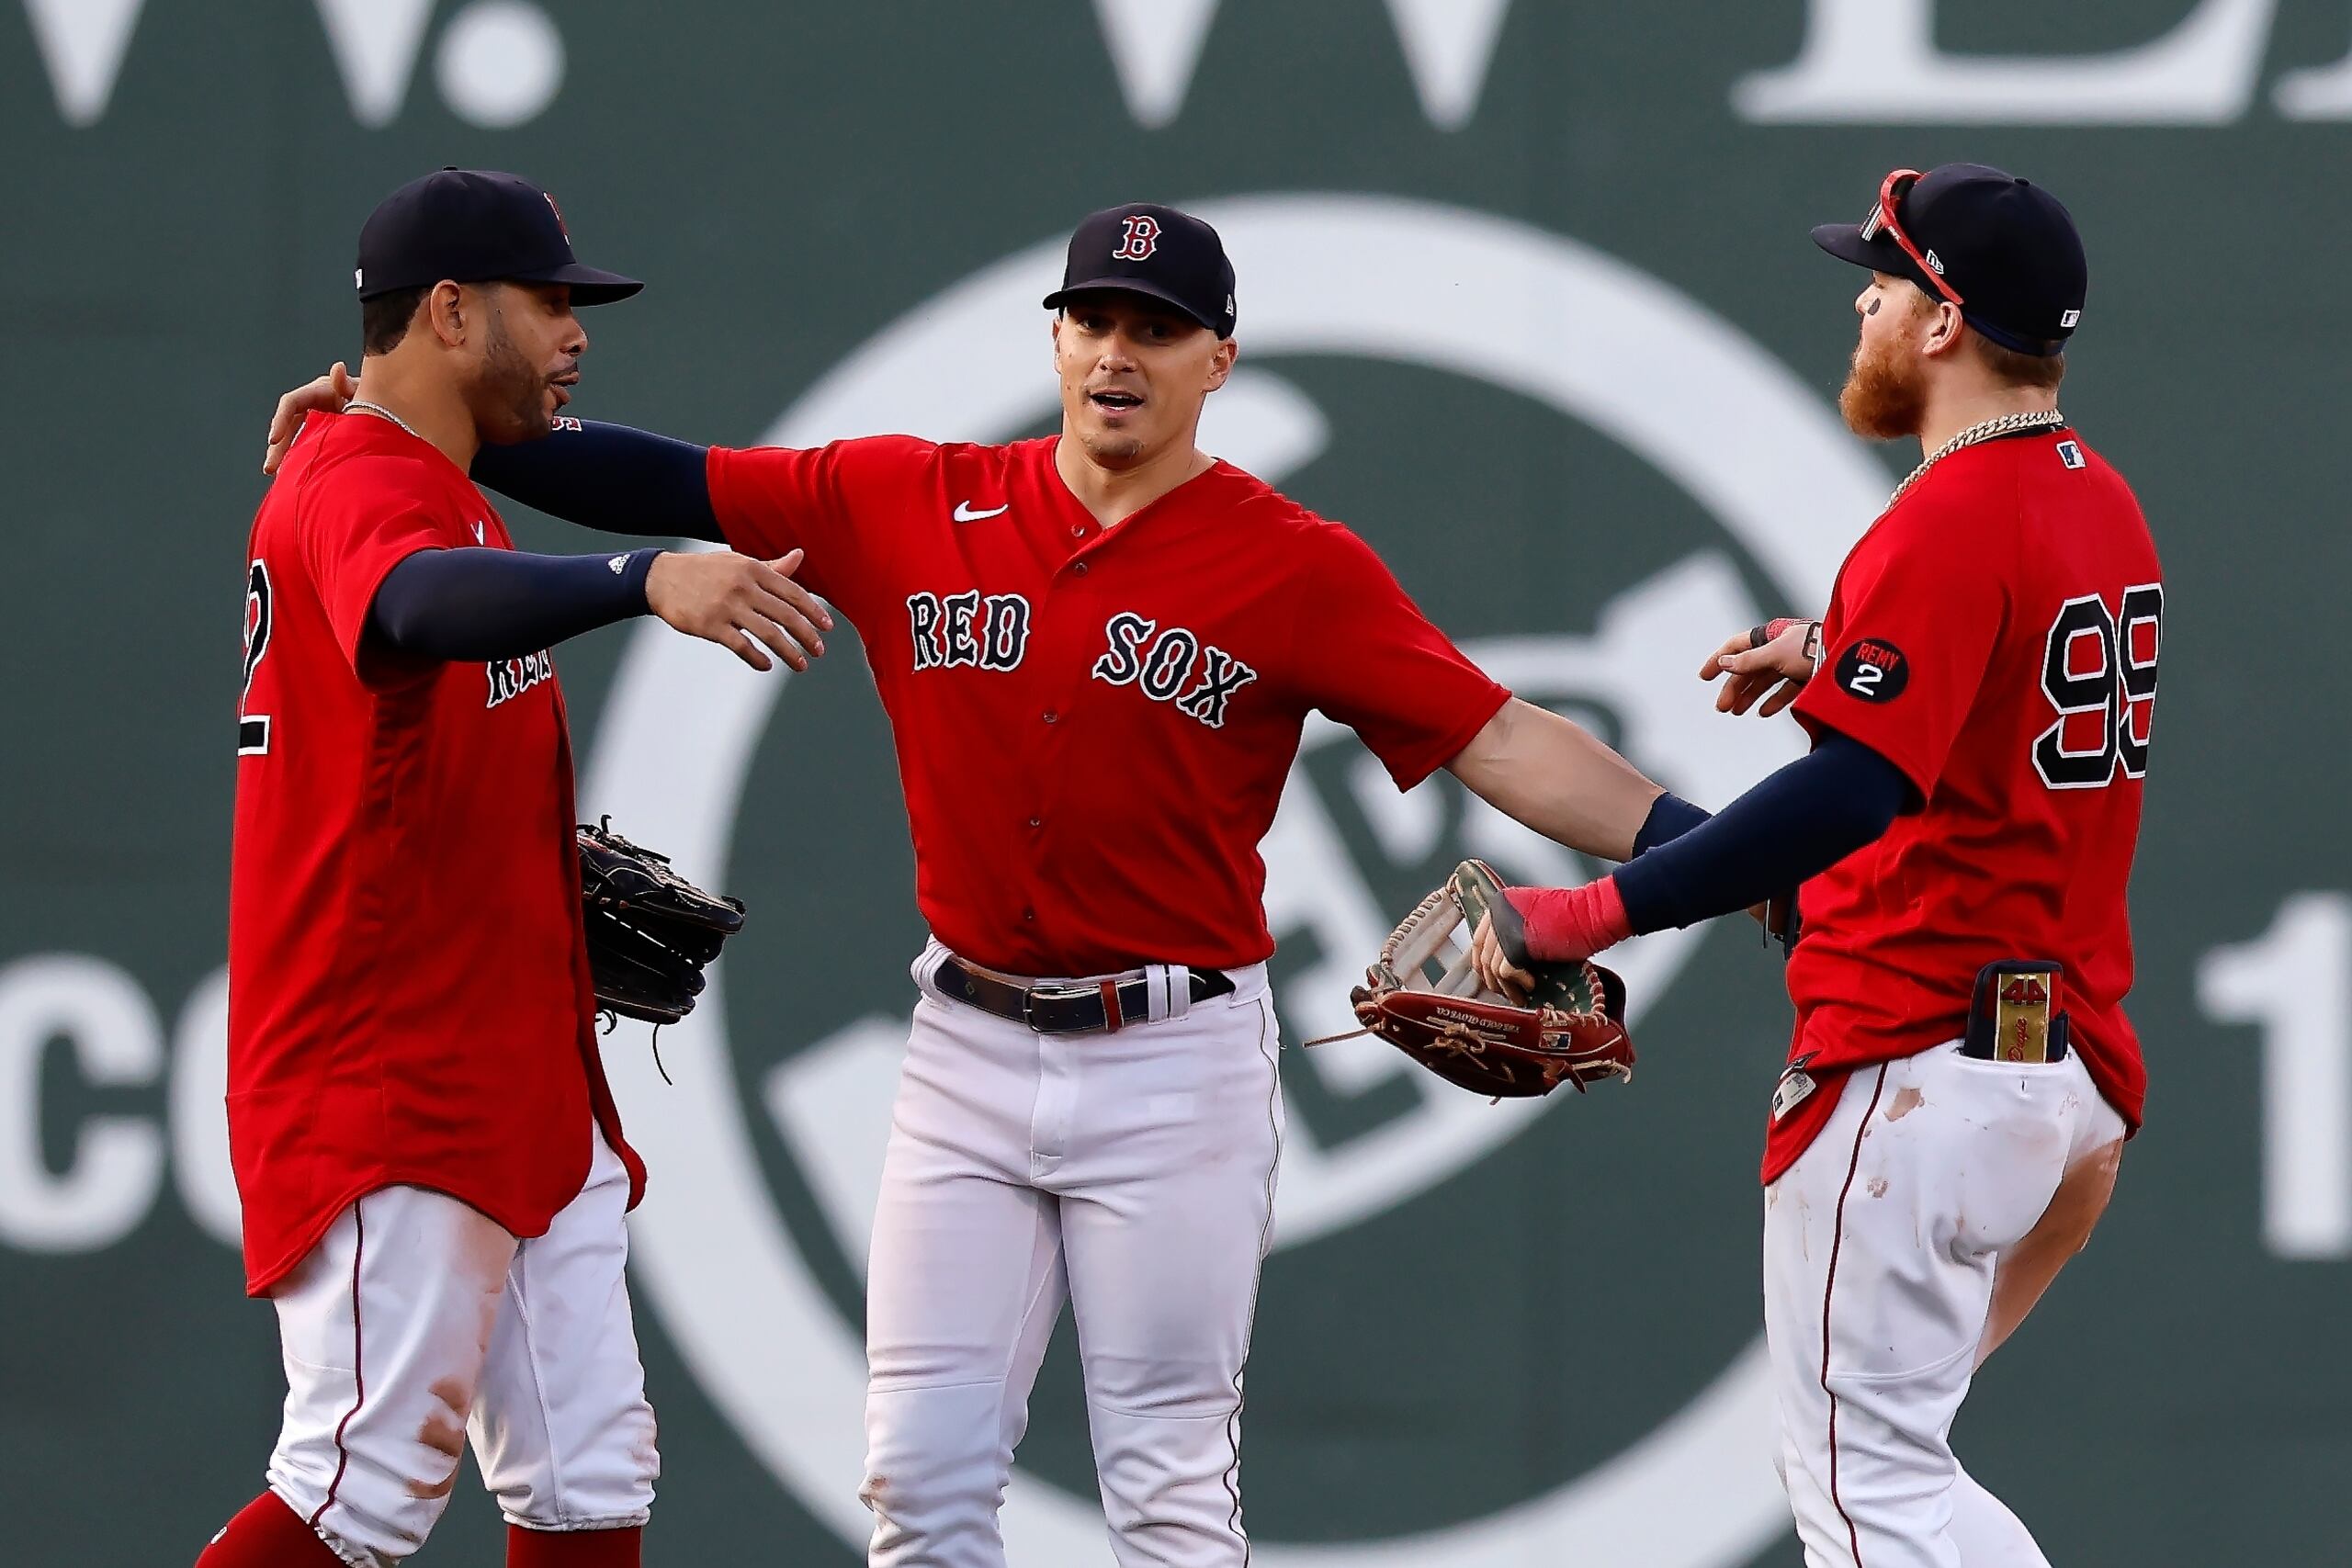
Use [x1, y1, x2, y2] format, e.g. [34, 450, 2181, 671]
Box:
[931, 953, 1234, 1034]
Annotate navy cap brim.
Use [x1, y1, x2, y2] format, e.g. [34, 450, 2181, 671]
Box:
[1812, 220, 1960, 318]
[1811, 221, 1912, 277]
[1043, 276, 1222, 333]
[515, 261, 644, 306]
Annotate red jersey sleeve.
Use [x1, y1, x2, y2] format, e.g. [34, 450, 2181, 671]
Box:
[1292, 525, 1510, 789]
[705, 434, 934, 609]
[298, 457, 457, 678]
[1792, 491, 2010, 798]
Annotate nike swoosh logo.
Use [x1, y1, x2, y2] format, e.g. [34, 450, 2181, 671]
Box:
[952, 501, 1010, 523]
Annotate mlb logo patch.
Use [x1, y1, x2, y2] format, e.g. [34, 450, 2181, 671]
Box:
[2055, 440, 2085, 470]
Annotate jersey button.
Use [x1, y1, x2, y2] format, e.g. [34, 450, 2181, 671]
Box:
[1042, 710, 1057, 724]
[1023, 908, 1036, 922]
[1069, 525, 1086, 538]
[1072, 560, 1089, 576]
[1027, 816, 1042, 829]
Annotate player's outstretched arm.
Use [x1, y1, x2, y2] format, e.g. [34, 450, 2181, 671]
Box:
[471, 420, 723, 542]
[261, 363, 725, 542]
[1464, 732, 1909, 985]
[368, 545, 829, 672]
[1444, 697, 1691, 864]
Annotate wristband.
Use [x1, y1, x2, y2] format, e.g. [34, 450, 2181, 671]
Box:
[1503, 876, 1634, 964]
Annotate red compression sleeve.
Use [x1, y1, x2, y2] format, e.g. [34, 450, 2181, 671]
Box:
[1503, 877, 1634, 963]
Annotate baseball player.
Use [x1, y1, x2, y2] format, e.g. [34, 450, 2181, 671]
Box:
[204, 170, 828, 1568]
[1471, 164, 2157, 1565]
[265, 201, 1708, 1567]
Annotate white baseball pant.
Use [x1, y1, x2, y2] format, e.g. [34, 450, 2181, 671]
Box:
[262, 1130, 658, 1567]
[861, 941, 1283, 1568]
[1764, 1040, 2127, 1567]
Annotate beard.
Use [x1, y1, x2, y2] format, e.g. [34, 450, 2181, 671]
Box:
[475, 307, 554, 442]
[1838, 328, 1928, 441]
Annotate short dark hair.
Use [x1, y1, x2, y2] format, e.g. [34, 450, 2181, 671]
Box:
[361, 284, 430, 355]
[1972, 333, 2066, 391]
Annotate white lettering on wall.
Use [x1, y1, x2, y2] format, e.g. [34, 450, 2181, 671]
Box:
[22, 0, 565, 128]
[1091, 0, 1516, 130]
[0, 954, 164, 1252]
[2200, 893, 2352, 1259]
[1734, 0, 2279, 124]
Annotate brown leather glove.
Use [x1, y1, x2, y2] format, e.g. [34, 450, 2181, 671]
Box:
[1320, 859, 1634, 1099]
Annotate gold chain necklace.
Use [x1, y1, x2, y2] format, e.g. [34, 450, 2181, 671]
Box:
[1888, 409, 2065, 506]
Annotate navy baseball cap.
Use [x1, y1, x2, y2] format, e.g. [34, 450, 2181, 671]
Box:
[1043, 203, 1237, 338]
[1812, 164, 2086, 355]
[356, 167, 641, 305]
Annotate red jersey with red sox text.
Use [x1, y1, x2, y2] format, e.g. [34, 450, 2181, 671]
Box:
[1765, 427, 2161, 1184]
[705, 434, 1510, 976]
[229, 412, 642, 1295]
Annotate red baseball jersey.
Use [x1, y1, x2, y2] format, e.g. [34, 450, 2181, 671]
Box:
[1763, 427, 2161, 1184]
[707, 434, 1510, 976]
[229, 412, 642, 1295]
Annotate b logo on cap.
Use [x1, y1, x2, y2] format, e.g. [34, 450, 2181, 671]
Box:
[1113, 214, 1160, 261]
[544, 192, 569, 239]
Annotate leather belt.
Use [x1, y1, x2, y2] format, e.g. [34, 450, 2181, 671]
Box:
[931, 953, 1234, 1034]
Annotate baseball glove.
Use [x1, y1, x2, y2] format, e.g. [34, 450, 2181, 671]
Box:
[577, 817, 746, 1030]
[1318, 859, 1634, 1099]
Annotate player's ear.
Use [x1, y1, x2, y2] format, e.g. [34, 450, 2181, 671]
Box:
[1921, 299, 1964, 359]
[1204, 336, 1238, 392]
[424, 280, 469, 349]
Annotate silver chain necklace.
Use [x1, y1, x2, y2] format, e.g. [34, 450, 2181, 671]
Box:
[1888, 409, 2065, 506]
[345, 399, 424, 440]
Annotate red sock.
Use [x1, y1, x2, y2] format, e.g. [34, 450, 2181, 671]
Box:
[194, 1491, 343, 1567]
[508, 1524, 644, 1567]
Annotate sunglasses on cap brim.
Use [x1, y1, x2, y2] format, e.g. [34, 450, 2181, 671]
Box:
[1860, 168, 1965, 309]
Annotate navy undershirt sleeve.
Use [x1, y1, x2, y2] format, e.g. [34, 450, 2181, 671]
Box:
[470, 421, 723, 543]
[1632, 791, 1711, 856]
[367, 546, 662, 663]
[1612, 733, 1910, 935]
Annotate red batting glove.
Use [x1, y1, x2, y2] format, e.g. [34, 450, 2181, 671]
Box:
[1505, 877, 1634, 964]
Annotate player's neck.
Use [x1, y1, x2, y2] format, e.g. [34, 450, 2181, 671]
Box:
[1053, 433, 1216, 528]
[350, 356, 481, 472]
[1914, 381, 2060, 457]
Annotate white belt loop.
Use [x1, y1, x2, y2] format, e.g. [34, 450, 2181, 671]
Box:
[1142, 963, 1191, 1024]
[910, 938, 953, 1005]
